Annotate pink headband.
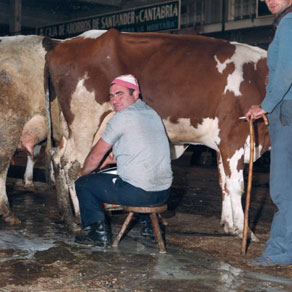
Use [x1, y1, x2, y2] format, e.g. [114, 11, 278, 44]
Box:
[111, 74, 140, 93]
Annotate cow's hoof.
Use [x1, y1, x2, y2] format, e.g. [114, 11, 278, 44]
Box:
[24, 181, 34, 188]
[73, 225, 82, 233]
[2, 214, 21, 225]
[250, 232, 259, 242]
[238, 230, 259, 242]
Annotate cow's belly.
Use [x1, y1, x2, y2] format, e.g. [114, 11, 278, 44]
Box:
[243, 135, 264, 163]
[163, 117, 220, 151]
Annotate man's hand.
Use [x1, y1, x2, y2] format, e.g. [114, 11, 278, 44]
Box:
[75, 138, 113, 180]
[76, 169, 83, 180]
[265, 75, 269, 85]
[245, 105, 267, 121]
[99, 151, 116, 169]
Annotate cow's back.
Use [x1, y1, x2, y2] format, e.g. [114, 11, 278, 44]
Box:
[47, 29, 268, 150]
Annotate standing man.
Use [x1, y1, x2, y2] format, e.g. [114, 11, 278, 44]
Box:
[74, 74, 173, 247]
[245, 0, 292, 266]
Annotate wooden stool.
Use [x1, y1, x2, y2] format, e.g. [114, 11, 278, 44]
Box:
[113, 205, 168, 253]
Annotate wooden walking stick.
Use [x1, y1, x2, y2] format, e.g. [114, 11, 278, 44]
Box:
[241, 115, 268, 256]
[241, 118, 255, 256]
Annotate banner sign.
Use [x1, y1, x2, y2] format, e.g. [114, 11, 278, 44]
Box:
[37, 0, 180, 38]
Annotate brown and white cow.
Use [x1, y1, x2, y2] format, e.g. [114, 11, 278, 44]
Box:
[0, 35, 57, 223]
[46, 29, 270, 240]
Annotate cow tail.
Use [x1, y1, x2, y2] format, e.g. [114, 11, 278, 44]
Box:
[44, 61, 53, 185]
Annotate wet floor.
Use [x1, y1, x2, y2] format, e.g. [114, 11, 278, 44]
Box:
[1, 151, 292, 291]
[1, 226, 292, 292]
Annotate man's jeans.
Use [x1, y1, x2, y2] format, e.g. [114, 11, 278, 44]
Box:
[262, 100, 292, 265]
[75, 172, 169, 229]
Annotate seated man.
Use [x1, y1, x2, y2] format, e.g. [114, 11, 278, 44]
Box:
[75, 74, 173, 247]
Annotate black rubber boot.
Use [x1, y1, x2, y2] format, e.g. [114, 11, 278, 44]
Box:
[140, 216, 165, 239]
[75, 221, 112, 247]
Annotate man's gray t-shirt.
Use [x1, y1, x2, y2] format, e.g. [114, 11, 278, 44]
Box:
[102, 99, 173, 191]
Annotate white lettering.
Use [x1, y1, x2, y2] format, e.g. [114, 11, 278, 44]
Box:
[145, 8, 153, 21]
[92, 18, 100, 29]
[101, 12, 136, 29]
[173, 4, 178, 16]
[65, 20, 92, 35]
[58, 24, 65, 36]
[138, 10, 145, 22]
[138, 4, 177, 23]
[38, 2, 179, 36]
[157, 7, 161, 19]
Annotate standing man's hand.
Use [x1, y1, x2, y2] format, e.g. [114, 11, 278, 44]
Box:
[245, 105, 267, 121]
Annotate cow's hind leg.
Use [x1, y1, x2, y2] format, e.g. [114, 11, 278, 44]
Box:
[0, 164, 11, 219]
[51, 137, 80, 231]
[217, 152, 258, 242]
[0, 116, 23, 224]
[24, 144, 42, 188]
[0, 156, 21, 224]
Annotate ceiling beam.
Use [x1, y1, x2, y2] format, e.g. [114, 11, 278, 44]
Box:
[77, 0, 122, 7]
[9, 0, 21, 34]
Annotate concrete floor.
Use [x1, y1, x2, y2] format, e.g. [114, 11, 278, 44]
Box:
[1, 151, 292, 291]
